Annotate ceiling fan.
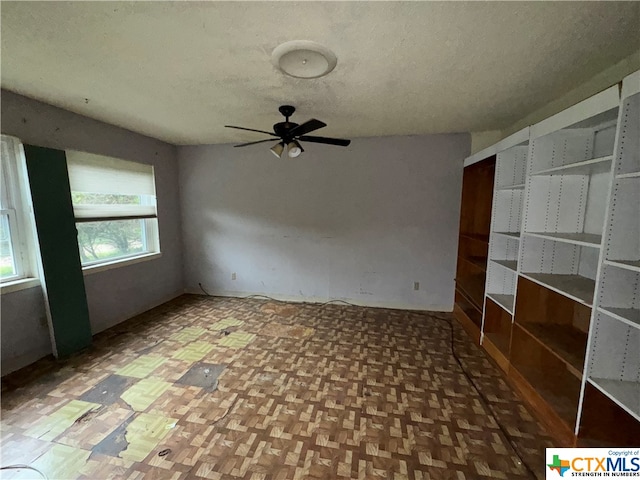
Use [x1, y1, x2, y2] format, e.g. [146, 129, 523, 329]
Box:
[225, 105, 351, 158]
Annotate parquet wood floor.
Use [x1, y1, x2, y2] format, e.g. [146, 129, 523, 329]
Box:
[1, 295, 552, 479]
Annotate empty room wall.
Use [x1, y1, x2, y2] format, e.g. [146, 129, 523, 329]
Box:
[178, 134, 469, 310]
[1, 90, 184, 375]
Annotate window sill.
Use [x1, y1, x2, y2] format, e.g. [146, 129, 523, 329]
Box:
[0, 277, 41, 294]
[82, 252, 162, 276]
[82, 252, 162, 277]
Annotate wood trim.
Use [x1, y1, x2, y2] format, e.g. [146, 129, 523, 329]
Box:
[453, 303, 481, 344]
[482, 335, 509, 374]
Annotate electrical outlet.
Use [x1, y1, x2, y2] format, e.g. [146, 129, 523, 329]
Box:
[414, 282, 419, 291]
[231, 272, 236, 280]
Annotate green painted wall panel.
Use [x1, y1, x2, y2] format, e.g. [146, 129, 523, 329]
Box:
[24, 144, 92, 357]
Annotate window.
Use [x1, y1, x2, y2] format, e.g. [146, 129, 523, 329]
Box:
[0, 135, 36, 283]
[66, 151, 160, 267]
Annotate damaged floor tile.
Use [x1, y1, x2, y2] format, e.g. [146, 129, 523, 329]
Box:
[91, 415, 135, 458]
[171, 341, 215, 362]
[169, 326, 207, 343]
[120, 378, 172, 411]
[210, 318, 244, 331]
[24, 400, 101, 441]
[116, 355, 166, 379]
[30, 443, 93, 479]
[175, 362, 226, 391]
[217, 331, 256, 349]
[119, 413, 178, 462]
[78, 374, 137, 405]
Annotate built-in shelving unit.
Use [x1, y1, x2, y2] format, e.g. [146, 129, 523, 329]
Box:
[455, 72, 640, 447]
[578, 73, 640, 445]
[454, 154, 496, 340]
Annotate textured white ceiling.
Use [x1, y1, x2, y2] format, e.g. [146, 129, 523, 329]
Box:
[1, 2, 638, 145]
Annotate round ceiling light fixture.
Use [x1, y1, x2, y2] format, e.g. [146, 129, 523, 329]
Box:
[271, 40, 337, 79]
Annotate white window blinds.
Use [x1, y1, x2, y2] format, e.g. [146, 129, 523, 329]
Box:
[66, 150, 157, 222]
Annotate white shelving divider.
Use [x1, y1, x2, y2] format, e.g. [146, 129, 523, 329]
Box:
[481, 128, 529, 335]
[579, 72, 640, 427]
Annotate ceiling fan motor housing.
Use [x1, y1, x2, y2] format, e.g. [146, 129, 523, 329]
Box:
[273, 121, 299, 139]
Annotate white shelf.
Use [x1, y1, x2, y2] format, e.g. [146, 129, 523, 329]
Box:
[493, 231, 520, 240]
[520, 272, 595, 307]
[487, 293, 515, 314]
[497, 183, 525, 191]
[604, 259, 640, 273]
[589, 378, 640, 422]
[491, 259, 518, 272]
[524, 232, 602, 248]
[531, 155, 612, 176]
[597, 307, 640, 330]
[617, 171, 640, 179]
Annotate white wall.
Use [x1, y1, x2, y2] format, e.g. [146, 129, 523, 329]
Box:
[1, 90, 184, 375]
[178, 134, 469, 310]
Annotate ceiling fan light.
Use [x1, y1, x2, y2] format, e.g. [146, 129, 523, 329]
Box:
[287, 141, 302, 158]
[270, 142, 284, 157]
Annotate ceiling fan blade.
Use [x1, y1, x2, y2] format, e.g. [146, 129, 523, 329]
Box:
[288, 119, 326, 137]
[234, 138, 279, 147]
[298, 135, 351, 147]
[225, 125, 276, 136]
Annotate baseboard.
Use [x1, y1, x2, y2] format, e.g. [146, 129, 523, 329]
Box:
[184, 287, 452, 313]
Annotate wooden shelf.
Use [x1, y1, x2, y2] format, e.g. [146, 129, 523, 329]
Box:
[497, 183, 525, 190]
[579, 382, 640, 447]
[604, 259, 640, 273]
[493, 231, 520, 240]
[532, 155, 612, 176]
[460, 233, 490, 244]
[491, 259, 517, 272]
[456, 274, 485, 312]
[510, 321, 582, 430]
[524, 232, 602, 248]
[459, 255, 487, 272]
[487, 293, 514, 314]
[519, 273, 595, 307]
[597, 306, 640, 329]
[511, 363, 579, 429]
[483, 283, 514, 373]
[517, 322, 586, 378]
[589, 378, 640, 422]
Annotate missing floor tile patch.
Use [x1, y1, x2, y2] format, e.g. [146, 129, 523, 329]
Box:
[79, 375, 137, 405]
[120, 413, 177, 462]
[175, 362, 226, 391]
[91, 416, 134, 458]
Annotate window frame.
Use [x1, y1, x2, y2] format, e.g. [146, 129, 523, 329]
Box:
[0, 135, 37, 286]
[67, 151, 161, 270]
